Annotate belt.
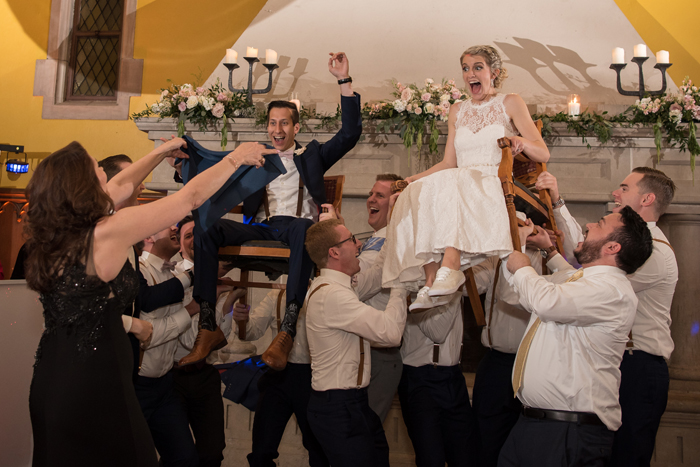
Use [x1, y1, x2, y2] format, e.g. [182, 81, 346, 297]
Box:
[522, 406, 605, 426]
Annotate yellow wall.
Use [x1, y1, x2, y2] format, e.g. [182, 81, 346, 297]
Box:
[0, 0, 265, 189]
[616, 0, 700, 85]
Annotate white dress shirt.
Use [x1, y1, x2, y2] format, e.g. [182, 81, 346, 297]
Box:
[401, 292, 463, 367]
[506, 264, 638, 431]
[357, 228, 392, 343]
[235, 289, 311, 364]
[174, 258, 194, 274]
[174, 288, 233, 363]
[470, 249, 542, 353]
[554, 207, 677, 359]
[138, 251, 193, 378]
[255, 157, 318, 222]
[306, 268, 408, 391]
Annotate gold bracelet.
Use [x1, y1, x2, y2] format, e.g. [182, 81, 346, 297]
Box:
[226, 154, 240, 172]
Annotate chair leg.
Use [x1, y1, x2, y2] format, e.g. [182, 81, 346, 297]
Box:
[464, 268, 485, 326]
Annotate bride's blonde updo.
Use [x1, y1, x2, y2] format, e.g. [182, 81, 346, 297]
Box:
[460, 45, 509, 89]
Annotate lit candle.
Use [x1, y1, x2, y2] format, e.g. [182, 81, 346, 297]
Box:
[612, 47, 625, 64]
[656, 50, 669, 64]
[265, 49, 278, 64]
[225, 49, 237, 64]
[290, 99, 301, 111]
[568, 95, 580, 117]
[634, 44, 647, 58]
[246, 47, 258, 58]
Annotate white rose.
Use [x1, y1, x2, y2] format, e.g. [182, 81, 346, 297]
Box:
[425, 78, 434, 86]
[186, 96, 199, 109]
[393, 99, 406, 113]
[440, 93, 450, 103]
[201, 97, 214, 111]
[151, 103, 162, 113]
[424, 102, 435, 114]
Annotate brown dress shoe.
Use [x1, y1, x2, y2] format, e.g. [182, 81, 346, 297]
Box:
[178, 327, 227, 367]
[261, 331, 293, 371]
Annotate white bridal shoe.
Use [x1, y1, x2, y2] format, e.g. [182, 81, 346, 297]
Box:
[428, 267, 465, 296]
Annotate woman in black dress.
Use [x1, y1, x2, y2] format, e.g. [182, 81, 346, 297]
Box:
[25, 138, 274, 466]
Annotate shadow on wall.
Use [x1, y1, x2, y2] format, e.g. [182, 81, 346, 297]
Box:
[496, 37, 623, 104]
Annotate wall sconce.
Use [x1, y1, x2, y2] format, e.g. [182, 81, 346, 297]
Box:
[1, 144, 28, 173]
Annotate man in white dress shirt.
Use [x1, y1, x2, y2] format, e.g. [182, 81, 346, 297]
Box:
[137, 224, 200, 467]
[469, 248, 542, 467]
[322, 173, 405, 422]
[497, 206, 653, 467]
[398, 290, 478, 466]
[303, 219, 408, 467]
[537, 167, 678, 466]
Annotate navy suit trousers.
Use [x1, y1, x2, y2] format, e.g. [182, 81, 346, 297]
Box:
[472, 349, 522, 467]
[307, 387, 390, 467]
[194, 215, 314, 307]
[398, 364, 478, 467]
[610, 350, 669, 467]
[247, 363, 329, 467]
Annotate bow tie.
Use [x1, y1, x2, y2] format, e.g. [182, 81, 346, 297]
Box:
[161, 260, 178, 272]
[279, 149, 295, 161]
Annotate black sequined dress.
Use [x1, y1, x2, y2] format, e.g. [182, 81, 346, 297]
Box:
[29, 258, 157, 467]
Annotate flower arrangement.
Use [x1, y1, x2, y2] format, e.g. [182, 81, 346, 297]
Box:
[131, 79, 253, 149]
[627, 77, 700, 172]
[362, 79, 470, 155]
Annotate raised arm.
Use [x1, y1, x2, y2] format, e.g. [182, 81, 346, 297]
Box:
[93, 143, 277, 282]
[405, 102, 459, 183]
[504, 94, 549, 163]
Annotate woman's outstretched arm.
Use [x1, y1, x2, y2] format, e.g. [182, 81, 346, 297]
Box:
[504, 94, 550, 163]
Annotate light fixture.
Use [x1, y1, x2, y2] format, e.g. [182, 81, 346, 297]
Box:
[2, 144, 28, 173]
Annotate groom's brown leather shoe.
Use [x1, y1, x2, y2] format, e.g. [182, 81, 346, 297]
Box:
[261, 331, 293, 371]
[178, 327, 227, 367]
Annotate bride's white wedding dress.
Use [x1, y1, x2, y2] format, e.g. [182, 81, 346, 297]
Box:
[382, 94, 515, 291]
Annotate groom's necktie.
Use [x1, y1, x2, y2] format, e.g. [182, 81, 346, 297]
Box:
[511, 268, 584, 395]
[360, 236, 385, 253]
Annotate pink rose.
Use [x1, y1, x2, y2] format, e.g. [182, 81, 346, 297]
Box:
[196, 87, 205, 95]
[669, 103, 682, 112]
[451, 90, 461, 100]
[414, 107, 422, 115]
[421, 93, 431, 102]
[401, 88, 413, 101]
[178, 102, 187, 112]
[212, 103, 225, 118]
[217, 93, 228, 102]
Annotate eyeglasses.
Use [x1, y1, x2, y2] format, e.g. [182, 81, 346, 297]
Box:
[331, 234, 356, 248]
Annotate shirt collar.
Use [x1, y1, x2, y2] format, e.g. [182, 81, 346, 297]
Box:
[647, 221, 656, 229]
[579, 264, 627, 279]
[319, 268, 353, 288]
[141, 250, 167, 270]
[373, 226, 387, 238]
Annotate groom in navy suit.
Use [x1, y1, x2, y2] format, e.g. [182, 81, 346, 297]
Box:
[181, 52, 362, 370]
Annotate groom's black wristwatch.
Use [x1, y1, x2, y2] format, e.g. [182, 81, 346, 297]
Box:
[337, 77, 352, 85]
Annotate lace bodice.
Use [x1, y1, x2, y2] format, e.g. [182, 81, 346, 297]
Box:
[453, 94, 518, 175]
[37, 260, 138, 363]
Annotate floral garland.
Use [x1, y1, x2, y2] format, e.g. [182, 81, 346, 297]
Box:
[131, 79, 254, 149]
[132, 77, 700, 174]
[361, 79, 470, 155]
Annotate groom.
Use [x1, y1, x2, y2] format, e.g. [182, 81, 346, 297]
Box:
[181, 52, 362, 370]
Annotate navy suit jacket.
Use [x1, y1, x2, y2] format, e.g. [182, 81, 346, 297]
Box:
[242, 92, 363, 220]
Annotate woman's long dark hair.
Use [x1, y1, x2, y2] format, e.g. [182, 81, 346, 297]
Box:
[24, 142, 114, 293]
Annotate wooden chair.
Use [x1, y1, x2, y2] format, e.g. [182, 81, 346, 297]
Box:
[464, 120, 563, 326]
[218, 175, 345, 338]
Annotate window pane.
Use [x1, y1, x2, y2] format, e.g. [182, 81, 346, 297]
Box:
[72, 36, 120, 97]
[78, 0, 123, 32]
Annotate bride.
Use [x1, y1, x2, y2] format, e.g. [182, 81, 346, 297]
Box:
[382, 45, 550, 311]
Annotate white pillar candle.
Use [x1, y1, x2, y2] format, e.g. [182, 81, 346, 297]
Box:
[290, 99, 301, 111]
[246, 47, 258, 58]
[634, 44, 647, 58]
[225, 49, 237, 64]
[656, 50, 669, 64]
[612, 47, 625, 64]
[265, 49, 278, 64]
[568, 95, 580, 117]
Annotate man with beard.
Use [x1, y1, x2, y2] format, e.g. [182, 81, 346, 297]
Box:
[536, 168, 678, 466]
[497, 207, 653, 467]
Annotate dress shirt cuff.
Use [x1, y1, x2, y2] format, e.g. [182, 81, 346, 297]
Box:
[546, 253, 572, 273]
[175, 271, 191, 289]
[122, 315, 133, 333]
[172, 308, 194, 334]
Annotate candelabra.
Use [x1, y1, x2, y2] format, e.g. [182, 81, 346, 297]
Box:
[225, 57, 279, 104]
[609, 57, 672, 101]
